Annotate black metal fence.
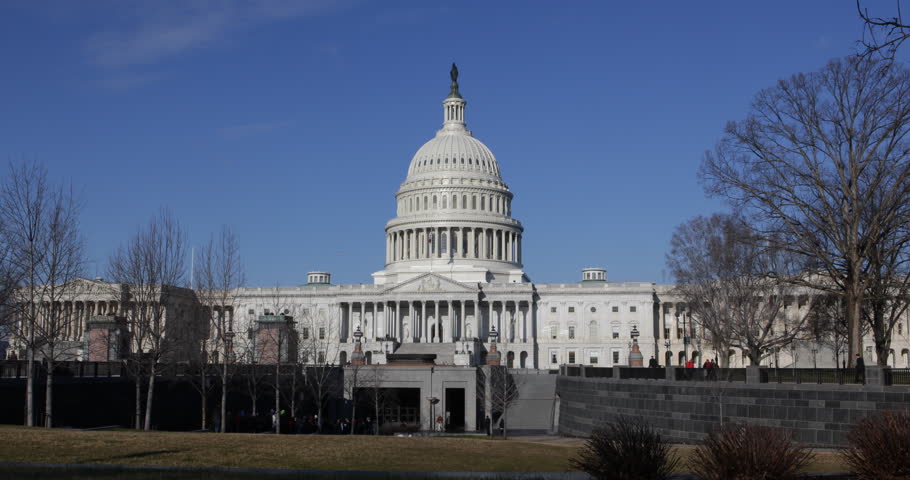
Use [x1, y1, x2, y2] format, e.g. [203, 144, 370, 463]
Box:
[762, 368, 863, 385]
[886, 368, 910, 385]
[620, 367, 665, 380]
[584, 367, 613, 378]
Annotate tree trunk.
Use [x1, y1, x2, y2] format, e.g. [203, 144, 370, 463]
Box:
[350, 399, 356, 435]
[274, 363, 281, 434]
[200, 366, 207, 430]
[134, 372, 142, 430]
[220, 362, 228, 433]
[846, 269, 864, 367]
[374, 392, 380, 435]
[317, 386, 323, 433]
[144, 362, 156, 431]
[45, 358, 53, 428]
[25, 344, 34, 427]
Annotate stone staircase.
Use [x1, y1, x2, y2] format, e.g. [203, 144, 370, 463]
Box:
[393, 343, 456, 365]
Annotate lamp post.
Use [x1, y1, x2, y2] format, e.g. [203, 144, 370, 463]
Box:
[664, 339, 671, 366]
[628, 325, 643, 367]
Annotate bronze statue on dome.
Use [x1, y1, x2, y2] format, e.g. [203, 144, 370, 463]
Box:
[449, 63, 461, 98]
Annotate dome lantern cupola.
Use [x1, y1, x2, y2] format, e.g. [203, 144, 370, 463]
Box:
[441, 63, 467, 134]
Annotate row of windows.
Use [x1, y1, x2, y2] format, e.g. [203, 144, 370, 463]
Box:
[550, 305, 637, 313]
[549, 322, 639, 340]
[398, 192, 511, 216]
[415, 155, 497, 174]
[551, 349, 621, 365]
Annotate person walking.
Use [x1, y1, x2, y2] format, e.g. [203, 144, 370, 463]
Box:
[855, 353, 866, 385]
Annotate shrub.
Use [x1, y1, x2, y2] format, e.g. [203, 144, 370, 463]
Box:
[570, 416, 679, 480]
[841, 409, 910, 480]
[688, 423, 813, 480]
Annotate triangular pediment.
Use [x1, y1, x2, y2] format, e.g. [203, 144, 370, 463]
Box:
[383, 273, 478, 294]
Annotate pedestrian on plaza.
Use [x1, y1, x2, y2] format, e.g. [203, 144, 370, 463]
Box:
[855, 353, 866, 384]
[648, 356, 659, 368]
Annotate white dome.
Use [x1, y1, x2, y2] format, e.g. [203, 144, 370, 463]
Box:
[407, 132, 501, 179]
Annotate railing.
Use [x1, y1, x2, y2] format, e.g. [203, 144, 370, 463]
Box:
[763, 368, 862, 385]
[584, 367, 613, 378]
[886, 368, 910, 385]
[563, 365, 581, 377]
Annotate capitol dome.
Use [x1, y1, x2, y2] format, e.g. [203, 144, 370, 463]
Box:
[373, 64, 527, 286]
[406, 129, 501, 179]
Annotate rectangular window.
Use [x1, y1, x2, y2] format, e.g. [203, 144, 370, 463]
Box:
[612, 325, 620, 339]
[550, 306, 557, 313]
[664, 328, 670, 339]
[568, 306, 575, 313]
[568, 326, 575, 339]
[247, 309, 255, 315]
[550, 324, 557, 339]
[612, 350, 620, 364]
[568, 351, 576, 364]
[550, 350, 558, 364]
[630, 306, 637, 313]
[302, 327, 309, 340]
[589, 352, 599, 364]
[319, 327, 326, 340]
[612, 331, 619, 339]
[612, 306, 619, 313]
[317, 351, 325, 364]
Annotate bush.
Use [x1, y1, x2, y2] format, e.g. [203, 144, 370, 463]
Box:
[841, 409, 910, 480]
[688, 423, 813, 480]
[570, 416, 679, 480]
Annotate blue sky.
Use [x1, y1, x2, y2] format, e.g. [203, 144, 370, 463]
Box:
[0, 1, 890, 286]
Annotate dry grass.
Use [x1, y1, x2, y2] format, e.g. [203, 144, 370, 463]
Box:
[0, 427, 850, 474]
[0, 426, 578, 472]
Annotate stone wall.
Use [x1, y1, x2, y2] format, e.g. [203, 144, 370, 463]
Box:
[557, 374, 910, 447]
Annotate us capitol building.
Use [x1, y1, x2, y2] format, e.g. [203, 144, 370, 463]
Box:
[15, 66, 907, 374]
[231, 66, 672, 372]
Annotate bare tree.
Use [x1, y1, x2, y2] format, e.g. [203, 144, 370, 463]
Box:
[488, 365, 521, 440]
[700, 56, 910, 367]
[194, 226, 244, 432]
[858, 0, 910, 62]
[805, 294, 852, 368]
[0, 162, 86, 427]
[343, 361, 364, 435]
[362, 364, 387, 435]
[297, 303, 340, 432]
[667, 214, 814, 366]
[107, 208, 187, 431]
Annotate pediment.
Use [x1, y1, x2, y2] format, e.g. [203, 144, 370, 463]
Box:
[383, 273, 478, 295]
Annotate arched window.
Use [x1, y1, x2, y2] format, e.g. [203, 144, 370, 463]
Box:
[433, 196, 437, 209]
[442, 196, 447, 208]
[472, 195, 477, 209]
[452, 195, 457, 208]
[481, 197, 485, 211]
[589, 321, 598, 339]
[462, 195, 467, 209]
[424, 196, 428, 210]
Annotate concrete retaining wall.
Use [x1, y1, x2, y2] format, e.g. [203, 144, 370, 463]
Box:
[556, 375, 910, 447]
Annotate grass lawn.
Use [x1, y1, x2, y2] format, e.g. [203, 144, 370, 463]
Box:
[0, 426, 849, 474]
[0, 426, 578, 473]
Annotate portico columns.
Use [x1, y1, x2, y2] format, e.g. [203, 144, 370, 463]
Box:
[460, 300, 466, 341]
[445, 300, 453, 342]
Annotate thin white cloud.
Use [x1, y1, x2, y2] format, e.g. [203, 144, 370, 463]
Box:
[85, 0, 353, 68]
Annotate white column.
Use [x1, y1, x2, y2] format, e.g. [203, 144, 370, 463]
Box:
[460, 300, 466, 341]
[420, 301, 427, 343]
[521, 304, 527, 343]
[488, 301, 494, 340]
[446, 300, 453, 342]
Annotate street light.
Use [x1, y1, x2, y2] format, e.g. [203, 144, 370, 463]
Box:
[664, 339, 671, 366]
